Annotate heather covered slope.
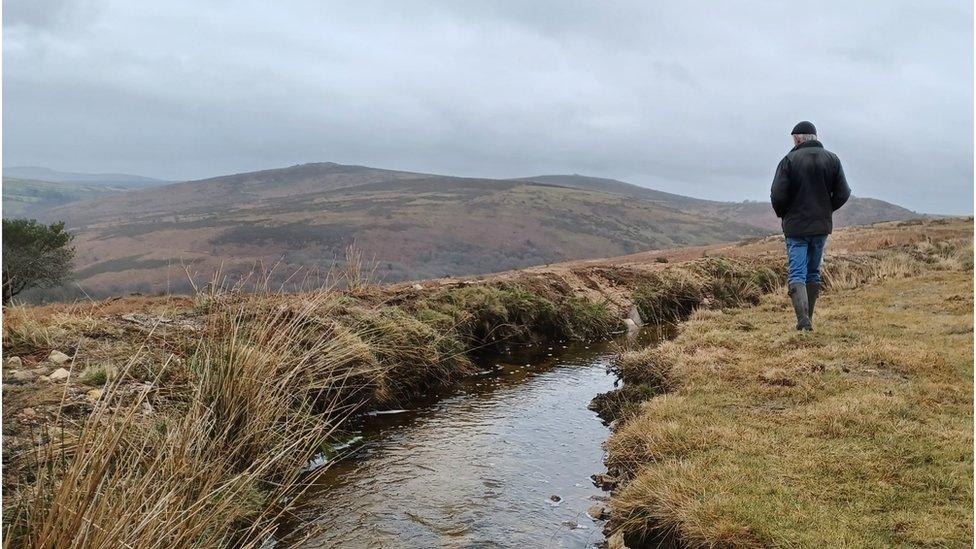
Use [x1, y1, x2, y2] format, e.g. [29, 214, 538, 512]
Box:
[31, 163, 768, 299]
[681, 195, 923, 232]
[40, 162, 428, 225]
[20, 162, 926, 302]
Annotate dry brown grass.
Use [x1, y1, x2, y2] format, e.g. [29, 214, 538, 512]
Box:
[2, 288, 381, 548]
[605, 251, 973, 546]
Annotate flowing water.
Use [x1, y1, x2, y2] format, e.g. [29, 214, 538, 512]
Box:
[293, 329, 665, 548]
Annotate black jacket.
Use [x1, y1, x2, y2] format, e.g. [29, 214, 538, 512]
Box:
[770, 140, 851, 237]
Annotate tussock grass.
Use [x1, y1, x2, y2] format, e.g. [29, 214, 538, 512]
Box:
[3, 288, 374, 548]
[615, 344, 679, 394]
[632, 258, 784, 324]
[821, 235, 973, 291]
[339, 304, 473, 402]
[632, 268, 706, 323]
[416, 281, 621, 345]
[605, 256, 973, 546]
[2, 306, 58, 356]
[78, 363, 116, 386]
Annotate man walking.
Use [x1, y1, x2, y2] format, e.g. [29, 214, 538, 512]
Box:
[770, 121, 851, 331]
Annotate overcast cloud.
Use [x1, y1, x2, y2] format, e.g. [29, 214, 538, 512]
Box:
[3, 0, 973, 213]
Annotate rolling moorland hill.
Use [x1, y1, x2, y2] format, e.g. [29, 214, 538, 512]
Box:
[2, 168, 169, 218]
[32, 163, 768, 299]
[523, 174, 924, 232]
[20, 162, 922, 301]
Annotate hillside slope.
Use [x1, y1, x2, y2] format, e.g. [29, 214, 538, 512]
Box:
[3, 168, 170, 219]
[36, 163, 768, 299]
[524, 174, 924, 231]
[2, 178, 141, 219]
[26, 163, 924, 301]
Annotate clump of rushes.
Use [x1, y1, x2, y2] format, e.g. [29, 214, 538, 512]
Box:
[341, 305, 474, 402]
[1, 305, 57, 355]
[4, 288, 374, 548]
[416, 282, 621, 346]
[632, 258, 784, 324]
[558, 296, 621, 341]
[696, 258, 781, 307]
[425, 284, 562, 343]
[591, 342, 682, 422]
[79, 363, 116, 386]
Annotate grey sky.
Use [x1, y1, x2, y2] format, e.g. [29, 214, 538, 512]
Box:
[4, 0, 973, 213]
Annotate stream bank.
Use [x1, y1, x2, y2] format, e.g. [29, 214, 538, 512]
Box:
[590, 231, 975, 548]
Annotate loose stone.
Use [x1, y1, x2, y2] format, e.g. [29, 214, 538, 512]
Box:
[49, 350, 71, 364]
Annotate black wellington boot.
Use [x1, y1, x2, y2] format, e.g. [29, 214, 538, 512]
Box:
[788, 283, 812, 331]
[806, 282, 820, 324]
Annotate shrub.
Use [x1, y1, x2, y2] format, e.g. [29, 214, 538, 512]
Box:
[2, 219, 75, 305]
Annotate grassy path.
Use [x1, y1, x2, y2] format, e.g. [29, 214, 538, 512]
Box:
[606, 268, 973, 547]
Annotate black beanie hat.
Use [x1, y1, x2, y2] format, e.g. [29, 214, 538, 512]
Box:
[791, 121, 817, 135]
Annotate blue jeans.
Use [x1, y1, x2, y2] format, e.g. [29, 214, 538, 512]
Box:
[786, 235, 827, 285]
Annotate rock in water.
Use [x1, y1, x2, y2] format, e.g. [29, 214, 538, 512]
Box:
[49, 350, 71, 364]
[627, 305, 643, 327]
[591, 473, 618, 489]
[587, 504, 610, 520]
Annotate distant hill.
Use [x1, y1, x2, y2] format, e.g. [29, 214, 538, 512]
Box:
[33, 163, 768, 299]
[3, 178, 145, 219]
[518, 174, 710, 210]
[522, 174, 924, 232]
[3, 167, 170, 219]
[672, 196, 924, 233]
[3, 166, 168, 186]
[20, 162, 925, 301]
